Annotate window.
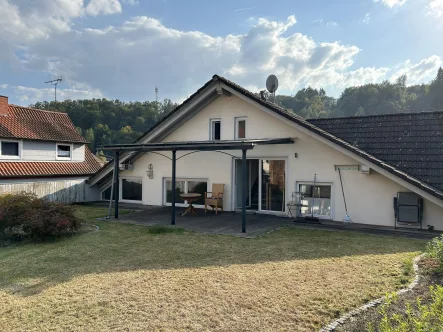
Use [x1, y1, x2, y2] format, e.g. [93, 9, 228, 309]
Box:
[298, 183, 332, 218]
[0, 141, 20, 158]
[210, 119, 221, 141]
[235, 117, 246, 139]
[165, 178, 207, 206]
[101, 186, 112, 200]
[121, 178, 143, 201]
[56, 143, 72, 159]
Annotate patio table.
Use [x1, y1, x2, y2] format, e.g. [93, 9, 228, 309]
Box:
[180, 193, 202, 216]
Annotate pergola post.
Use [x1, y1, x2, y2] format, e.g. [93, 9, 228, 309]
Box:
[114, 151, 120, 219]
[171, 150, 176, 225]
[242, 149, 247, 233]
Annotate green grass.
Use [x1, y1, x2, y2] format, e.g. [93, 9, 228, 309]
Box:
[74, 204, 135, 220]
[0, 205, 427, 331]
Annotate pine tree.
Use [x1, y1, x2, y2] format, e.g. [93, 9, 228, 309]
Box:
[430, 67, 443, 109]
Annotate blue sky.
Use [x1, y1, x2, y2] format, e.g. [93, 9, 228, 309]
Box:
[1, 0, 442, 105]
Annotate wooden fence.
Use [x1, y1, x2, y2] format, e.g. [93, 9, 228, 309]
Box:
[0, 179, 87, 203]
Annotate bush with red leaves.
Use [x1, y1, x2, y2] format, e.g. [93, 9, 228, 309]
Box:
[0, 192, 81, 240]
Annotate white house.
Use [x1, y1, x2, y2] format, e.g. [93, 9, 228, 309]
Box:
[0, 95, 102, 203]
[89, 75, 443, 230]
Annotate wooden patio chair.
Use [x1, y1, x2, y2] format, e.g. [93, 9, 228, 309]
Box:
[205, 183, 224, 214]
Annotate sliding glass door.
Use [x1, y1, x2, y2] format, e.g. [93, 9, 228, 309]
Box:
[234, 158, 286, 213]
[261, 160, 286, 212]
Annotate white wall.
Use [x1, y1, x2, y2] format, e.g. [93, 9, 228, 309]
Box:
[20, 140, 85, 162]
[118, 95, 443, 230]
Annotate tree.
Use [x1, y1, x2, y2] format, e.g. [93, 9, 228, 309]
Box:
[356, 106, 365, 116]
[84, 128, 95, 150]
[430, 67, 443, 109]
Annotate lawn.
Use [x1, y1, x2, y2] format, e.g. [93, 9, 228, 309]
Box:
[0, 206, 426, 331]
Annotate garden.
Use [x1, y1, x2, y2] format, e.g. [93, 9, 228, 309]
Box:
[0, 194, 440, 331]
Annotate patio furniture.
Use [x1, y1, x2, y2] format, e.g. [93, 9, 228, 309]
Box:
[287, 192, 308, 219]
[205, 183, 225, 214]
[180, 193, 202, 216]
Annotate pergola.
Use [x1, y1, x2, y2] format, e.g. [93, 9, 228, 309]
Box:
[102, 137, 294, 233]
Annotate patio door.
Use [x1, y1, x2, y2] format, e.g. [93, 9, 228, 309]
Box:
[234, 158, 286, 213]
[234, 159, 259, 210]
[261, 160, 286, 212]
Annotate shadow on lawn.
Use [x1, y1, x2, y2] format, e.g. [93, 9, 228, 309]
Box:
[0, 219, 427, 297]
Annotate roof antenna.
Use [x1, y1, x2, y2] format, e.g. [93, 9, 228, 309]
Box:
[155, 86, 158, 103]
[44, 77, 63, 102]
[266, 74, 279, 103]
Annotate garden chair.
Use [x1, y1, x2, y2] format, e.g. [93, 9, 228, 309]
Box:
[205, 183, 224, 214]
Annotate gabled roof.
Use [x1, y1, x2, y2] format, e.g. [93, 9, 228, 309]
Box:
[89, 75, 443, 202]
[0, 105, 88, 143]
[0, 147, 102, 179]
[0, 102, 101, 179]
[308, 112, 443, 192]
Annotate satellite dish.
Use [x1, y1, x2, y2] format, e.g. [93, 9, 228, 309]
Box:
[266, 74, 279, 94]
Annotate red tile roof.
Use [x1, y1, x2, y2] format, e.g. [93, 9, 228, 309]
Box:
[0, 147, 102, 178]
[0, 103, 102, 178]
[0, 105, 88, 143]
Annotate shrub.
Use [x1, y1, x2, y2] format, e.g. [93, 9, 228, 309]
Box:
[426, 235, 443, 270]
[368, 286, 443, 332]
[0, 192, 37, 233]
[0, 192, 81, 240]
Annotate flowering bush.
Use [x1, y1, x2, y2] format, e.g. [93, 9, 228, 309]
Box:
[0, 192, 81, 240]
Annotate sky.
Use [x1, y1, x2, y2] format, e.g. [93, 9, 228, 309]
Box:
[0, 0, 442, 105]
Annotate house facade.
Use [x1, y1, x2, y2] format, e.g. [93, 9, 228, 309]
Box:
[0, 96, 102, 203]
[89, 75, 443, 230]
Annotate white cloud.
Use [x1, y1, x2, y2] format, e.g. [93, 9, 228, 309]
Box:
[85, 0, 122, 16]
[1, 3, 441, 104]
[374, 0, 407, 8]
[6, 85, 104, 102]
[361, 12, 371, 24]
[313, 19, 338, 27]
[391, 55, 442, 84]
[428, 0, 443, 17]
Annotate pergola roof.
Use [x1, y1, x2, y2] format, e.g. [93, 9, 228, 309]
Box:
[103, 137, 294, 233]
[101, 137, 294, 152]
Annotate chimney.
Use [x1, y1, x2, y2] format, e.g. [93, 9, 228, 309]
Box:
[0, 96, 9, 116]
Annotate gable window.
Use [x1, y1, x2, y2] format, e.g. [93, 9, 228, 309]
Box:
[1, 141, 20, 159]
[235, 117, 247, 140]
[210, 119, 221, 141]
[56, 143, 72, 160]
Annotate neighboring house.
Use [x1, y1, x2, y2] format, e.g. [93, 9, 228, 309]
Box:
[0, 95, 102, 203]
[88, 75, 443, 230]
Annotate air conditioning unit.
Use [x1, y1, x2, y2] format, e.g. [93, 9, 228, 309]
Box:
[119, 163, 134, 171]
[360, 164, 371, 174]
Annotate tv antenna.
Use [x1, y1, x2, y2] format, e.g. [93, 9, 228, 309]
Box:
[155, 86, 158, 103]
[44, 77, 63, 102]
[266, 74, 279, 102]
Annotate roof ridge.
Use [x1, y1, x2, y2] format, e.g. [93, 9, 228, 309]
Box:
[214, 74, 305, 120]
[9, 104, 68, 115]
[308, 109, 443, 121]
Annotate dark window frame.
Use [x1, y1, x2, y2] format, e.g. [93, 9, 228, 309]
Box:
[1, 140, 20, 158]
[120, 178, 143, 202]
[210, 119, 221, 141]
[56, 143, 72, 160]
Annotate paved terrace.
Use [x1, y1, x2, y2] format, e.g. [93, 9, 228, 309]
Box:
[94, 204, 441, 239]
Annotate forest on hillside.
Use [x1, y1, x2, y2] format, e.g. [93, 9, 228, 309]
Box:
[31, 67, 443, 155]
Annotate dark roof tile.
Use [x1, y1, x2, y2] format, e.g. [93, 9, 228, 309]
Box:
[308, 111, 443, 192]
